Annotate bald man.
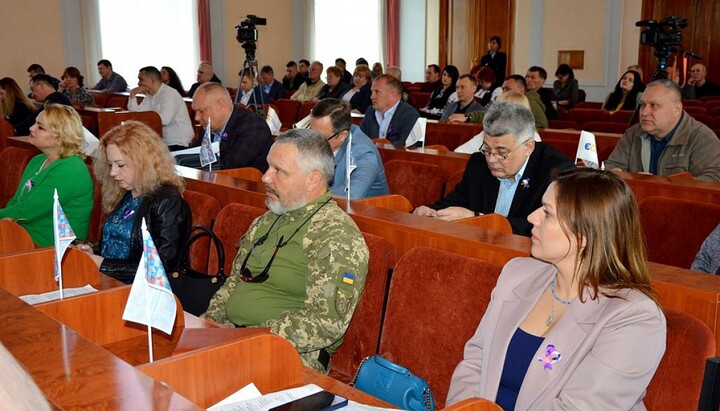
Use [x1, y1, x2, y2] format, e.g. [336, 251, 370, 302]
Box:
[188, 62, 222, 98]
[682, 63, 720, 99]
[185, 82, 273, 171]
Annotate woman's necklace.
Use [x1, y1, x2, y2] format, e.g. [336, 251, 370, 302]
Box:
[545, 274, 573, 327]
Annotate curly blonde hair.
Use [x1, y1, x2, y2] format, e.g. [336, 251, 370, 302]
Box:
[42, 104, 85, 159]
[94, 121, 184, 213]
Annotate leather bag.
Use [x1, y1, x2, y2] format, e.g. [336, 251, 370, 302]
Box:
[169, 224, 226, 316]
[351, 355, 435, 411]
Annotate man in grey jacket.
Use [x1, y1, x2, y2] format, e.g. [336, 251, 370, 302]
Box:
[605, 79, 720, 182]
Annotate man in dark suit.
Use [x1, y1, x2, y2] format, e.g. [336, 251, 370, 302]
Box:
[188, 62, 222, 98]
[259, 65, 285, 101]
[413, 102, 574, 236]
[187, 82, 273, 171]
[525, 66, 558, 120]
[360, 75, 419, 147]
[335, 58, 353, 85]
[480, 36, 507, 88]
[282, 61, 304, 92]
[15, 74, 71, 136]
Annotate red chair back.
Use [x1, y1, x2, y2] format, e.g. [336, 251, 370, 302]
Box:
[548, 120, 579, 130]
[208, 203, 266, 274]
[0, 147, 35, 208]
[574, 101, 602, 109]
[384, 160, 447, 209]
[609, 110, 637, 125]
[409, 92, 431, 110]
[582, 121, 629, 134]
[300, 101, 317, 119]
[377, 247, 502, 409]
[330, 233, 396, 383]
[183, 190, 221, 273]
[644, 309, 715, 411]
[638, 196, 720, 268]
[273, 99, 303, 129]
[565, 108, 611, 128]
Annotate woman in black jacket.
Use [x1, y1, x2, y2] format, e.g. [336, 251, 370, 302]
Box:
[419, 65, 459, 119]
[81, 121, 191, 283]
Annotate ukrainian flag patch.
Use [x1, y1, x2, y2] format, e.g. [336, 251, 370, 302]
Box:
[343, 272, 355, 285]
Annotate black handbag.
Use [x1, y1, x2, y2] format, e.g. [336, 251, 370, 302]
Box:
[169, 224, 226, 316]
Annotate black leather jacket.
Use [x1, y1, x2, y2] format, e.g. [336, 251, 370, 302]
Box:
[95, 186, 191, 284]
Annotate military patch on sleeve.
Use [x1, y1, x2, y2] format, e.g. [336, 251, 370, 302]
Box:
[342, 272, 355, 285]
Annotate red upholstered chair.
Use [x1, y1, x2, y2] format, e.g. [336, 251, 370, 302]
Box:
[708, 107, 720, 119]
[0, 118, 14, 152]
[704, 101, 720, 112]
[578, 88, 587, 103]
[445, 168, 466, 197]
[183, 190, 221, 273]
[692, 113, 714, 128]
[638, 197, 720, 268]
[681, 99, 704, 107]
[574, 101, 602, 109]
[410, 92, 431, 110]
[330, 233, 397, 383]
[0, 147, 35, 208]
[377, 247, 503, 409]
[582, 121, 629, 134]
[713, 117, 720, 130]
[644, 309, 715, 411]
[564, 108, 611, 129]
[547, 120, 579, 130]
[425, 123, 483, 151]
[300, 101, 317, 119]
[273, 99, 302, 129]
[700, 96, 720, 103]
[542, 138, 579, 163]
[609, 110, 637, 125]
[384, 159, 447, 209]
[208, 202, 266, 274]
[685, 106, 708, 117]
[85, 164, 104, 243]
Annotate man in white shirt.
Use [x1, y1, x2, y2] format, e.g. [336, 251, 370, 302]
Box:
[128, 66, 194, 150]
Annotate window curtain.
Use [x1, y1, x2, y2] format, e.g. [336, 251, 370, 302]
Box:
[386, 0, 399, 66]
[80, 0, 103, 85]
[198, 0, 212, 61]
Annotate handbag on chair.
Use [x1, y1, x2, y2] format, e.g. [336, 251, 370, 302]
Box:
[350, 355, 435, 411]
[169, 224, 226, 316]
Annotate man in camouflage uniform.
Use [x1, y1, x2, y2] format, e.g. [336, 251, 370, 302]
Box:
[203, 128, 369, 372]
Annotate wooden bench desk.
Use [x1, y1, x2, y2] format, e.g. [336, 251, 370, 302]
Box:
[0, 287, 201, 410]
[0, 247, 121, 297]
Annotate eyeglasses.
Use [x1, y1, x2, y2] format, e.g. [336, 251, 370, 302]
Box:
[239, 234, 286, 283]
[479, 139, 530, 160]
[326, 128, 350, 141]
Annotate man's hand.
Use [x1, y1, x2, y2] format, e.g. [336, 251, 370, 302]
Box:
[412, 205, 439, 217]
[448, 113, 467, 123]
[436, 206, 476, 221]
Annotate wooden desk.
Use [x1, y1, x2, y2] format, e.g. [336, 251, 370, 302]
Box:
[97, 110, 163, 138]
[618, 171, 720, 205]
[0, 220, 34, 253]
[0, 247, 120, 297]
[378, 144, 469, 179]
[178, 166, 531, 266]
[651, 262, 720, 355]
[0, 287, 201, 410]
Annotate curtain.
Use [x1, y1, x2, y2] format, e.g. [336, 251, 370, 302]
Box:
[80, 0, 103, 84]
[198, 0, 212, 62]
[386, 0, 399, 66]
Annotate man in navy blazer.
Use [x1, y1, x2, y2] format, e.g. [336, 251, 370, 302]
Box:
[310, 99, 389, 199]
[360, 74, 419, 147]
[413, 103, 574, 236]
[187, 82, 273, 171]
[259, 65, 285, 101]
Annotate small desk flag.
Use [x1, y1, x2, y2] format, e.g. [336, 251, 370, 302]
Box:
[576, 130, 600, 169]
[199, 118, 218, 169]
[266, 106, 282, 136]
[345, 131, 357, 202]
[122, 218, 177, 336]
[53, 189, 76, 294]
[405, 117, 427, 148]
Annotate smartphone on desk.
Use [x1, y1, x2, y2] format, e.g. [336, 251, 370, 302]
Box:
[268, 390, 348, 411]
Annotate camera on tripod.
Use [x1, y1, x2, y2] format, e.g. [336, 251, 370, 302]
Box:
[236, 15, 267, 61]
[636, 16, 687, 48]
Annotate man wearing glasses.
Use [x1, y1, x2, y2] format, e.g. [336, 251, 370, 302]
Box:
[413, 103, 574, 236]
[309, 99, 389, 199]
[203, 128, 369, 372]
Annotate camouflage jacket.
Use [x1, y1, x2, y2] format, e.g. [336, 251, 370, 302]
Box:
[203, 192, 369, 371]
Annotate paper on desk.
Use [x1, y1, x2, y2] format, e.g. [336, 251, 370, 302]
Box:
[171, 141, 220, 157]
[209, 383, 395, 411]
[19, 285, 98, 304]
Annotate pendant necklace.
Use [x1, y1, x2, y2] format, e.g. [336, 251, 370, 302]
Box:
[545, 274, 573, 327]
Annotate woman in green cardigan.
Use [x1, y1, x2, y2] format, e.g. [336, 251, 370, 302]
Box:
[0, 104, 93, 246]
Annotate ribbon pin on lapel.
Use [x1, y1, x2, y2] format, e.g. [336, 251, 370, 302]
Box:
[538, 344, 562, 370]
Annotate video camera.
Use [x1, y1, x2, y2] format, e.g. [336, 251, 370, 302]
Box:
[636, 16, 687, 48]
[236, 15, 267, 61]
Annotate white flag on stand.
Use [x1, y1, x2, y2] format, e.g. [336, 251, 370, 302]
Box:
[575, 130, 600, 169]
[266, 106, 282, 136]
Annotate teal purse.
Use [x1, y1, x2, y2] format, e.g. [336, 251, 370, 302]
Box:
[350, 355, 435, 411]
